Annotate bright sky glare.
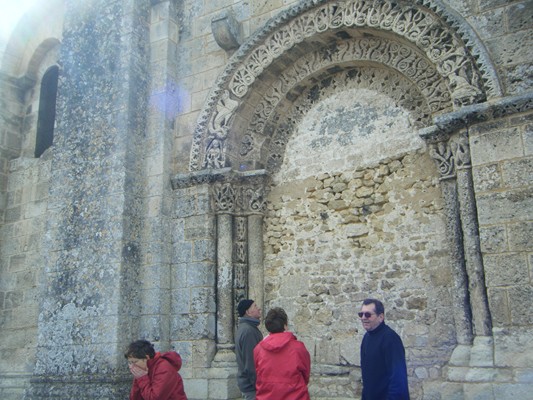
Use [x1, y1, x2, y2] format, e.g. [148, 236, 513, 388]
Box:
[0, 0, 39, 40]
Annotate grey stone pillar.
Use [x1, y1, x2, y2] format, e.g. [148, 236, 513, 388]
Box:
[209, 182, 240, 400]
[27, 0, 152, 398]
[248, 214, 264, 310]
[216, 211, 235, 351]
[429, 141, 473, 345]
[138, 0, 180, 350]
[453, 133, 493, 336]
[212, 182, 236, 356]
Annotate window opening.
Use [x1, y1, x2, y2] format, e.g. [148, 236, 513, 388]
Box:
[35, 65, 58, 158]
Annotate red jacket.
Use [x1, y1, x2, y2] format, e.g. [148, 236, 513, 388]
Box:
[130, 352, 187, 400]
[254, 331, 311, 400]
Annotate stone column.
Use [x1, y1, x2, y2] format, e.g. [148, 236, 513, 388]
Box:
[209, 182, 240, 400]
[27, 0, 152, 398]
[248, 214, 264, 310]
[242, 182, 267, 312]
[212, 182, 237, 355]
[429, 141, 473, 345]
[453, 132, 493, 336]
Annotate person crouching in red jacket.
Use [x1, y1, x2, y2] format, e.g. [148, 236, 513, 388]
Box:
[254, 307, 311, 400]
[125, 340, 188, 400]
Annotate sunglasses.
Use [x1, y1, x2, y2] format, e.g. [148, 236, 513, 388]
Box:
[358, 312, 376, 318]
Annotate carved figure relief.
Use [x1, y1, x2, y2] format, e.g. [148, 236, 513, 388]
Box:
[203, 90, 239, 169]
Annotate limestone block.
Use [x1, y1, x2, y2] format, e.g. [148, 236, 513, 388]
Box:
[423, 380, 464, 399]
[472, 163, 502, 192]
[192, 239, 216, 261]
[507, 221, 533, 251]
[515, 368, 533, 383]
[467, 8, 506, 39]
[186, 262, 215, 287]
[525, 123, 533, 155]
[190, 286, 216, 313]
[493, 383, 533, 399]
[470, 127, 523, 166]
[171, 288, 190, 314]
[483, 252, 528, 287]
[486, 31, 533, 66]
[476, 188, 533, 225]
[171, 313, 216, 340]
[487, 287, 511, 326]
[494, 327, 533, 367]
[470, 336, 494, 367]
[173, 241, 193, 263]
[463, 383, 495, 400]
[479, 225, 507, 253]
[508, 285, 533, 325]
[501, 157, 533, 189]
[507, 1, 533, 33]
[183, 378, 208, 400]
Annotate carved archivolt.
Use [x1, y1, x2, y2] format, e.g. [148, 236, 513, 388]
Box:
[259, 66, 433, 173]
[189, 0, 501, 172]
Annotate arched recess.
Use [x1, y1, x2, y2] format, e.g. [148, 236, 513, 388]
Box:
[186, 0, 500, 377]
[189, 0, 501, 172]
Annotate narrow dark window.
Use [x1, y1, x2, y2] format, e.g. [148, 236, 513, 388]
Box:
[35, 65, 58, 158]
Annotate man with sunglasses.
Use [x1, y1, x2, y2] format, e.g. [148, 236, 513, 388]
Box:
[359, 298, 410, 400]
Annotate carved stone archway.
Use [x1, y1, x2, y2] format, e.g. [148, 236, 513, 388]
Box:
[184, 0, 508, 382]
[189, 0, 502, 172]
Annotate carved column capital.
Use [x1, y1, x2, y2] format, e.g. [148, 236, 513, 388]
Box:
[429, 141, 456, 180]
[451, 132, 471, 170]
[213, 182, 236, 214]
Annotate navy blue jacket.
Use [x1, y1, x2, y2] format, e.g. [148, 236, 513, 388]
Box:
[361, 322, 410, 400]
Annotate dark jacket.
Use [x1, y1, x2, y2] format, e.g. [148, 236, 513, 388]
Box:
[235, 317, 263, 393]
[130, 352, 188, 400]
[360, 322, 410, 400]
[254, 331, 311, 400]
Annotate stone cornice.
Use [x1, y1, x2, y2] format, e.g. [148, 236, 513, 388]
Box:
[420, 91, 533, 143]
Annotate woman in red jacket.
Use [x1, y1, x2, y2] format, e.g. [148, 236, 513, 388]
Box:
[125, 340, 188, 400]
[254, 307, 311, 400]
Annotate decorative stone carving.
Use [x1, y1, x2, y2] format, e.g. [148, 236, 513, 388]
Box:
[451, 133, 471, 169]
[228, 1, 484, 102]
[203, 90, 239, 169]
[190, 0, 499, 172]
[258, 66, 433, 173]
[211, 10, 241, 52]
[213, 183, 236, 213]
[238, 185, 268, 214]
[429, 141, 455, 180]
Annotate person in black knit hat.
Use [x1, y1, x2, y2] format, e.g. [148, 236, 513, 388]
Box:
[235, 299, 263, 400]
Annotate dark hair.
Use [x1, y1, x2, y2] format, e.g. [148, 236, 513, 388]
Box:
[265, 307, 288, 333]
[124, 340, 156, 359]
[362, 298, 385, 316]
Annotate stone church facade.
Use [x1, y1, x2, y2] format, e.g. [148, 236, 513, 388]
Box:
[0, 0, 531, 399]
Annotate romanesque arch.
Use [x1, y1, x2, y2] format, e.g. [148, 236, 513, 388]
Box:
[181, 2, 506, 395]
[189, 0, 501, 173]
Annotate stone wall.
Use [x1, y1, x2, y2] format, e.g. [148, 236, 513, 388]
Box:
[0, 0, 531, 399]
[0, 156, 50, 399]
[263, 86, 456, 398]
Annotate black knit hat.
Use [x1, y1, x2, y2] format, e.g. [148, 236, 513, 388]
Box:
[237, 299, 254, 317]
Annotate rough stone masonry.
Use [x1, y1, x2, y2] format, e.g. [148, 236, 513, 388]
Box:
[0, 0, 531, 399]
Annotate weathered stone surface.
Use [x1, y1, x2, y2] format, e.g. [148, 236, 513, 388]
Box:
[0, 0, 532, 399]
